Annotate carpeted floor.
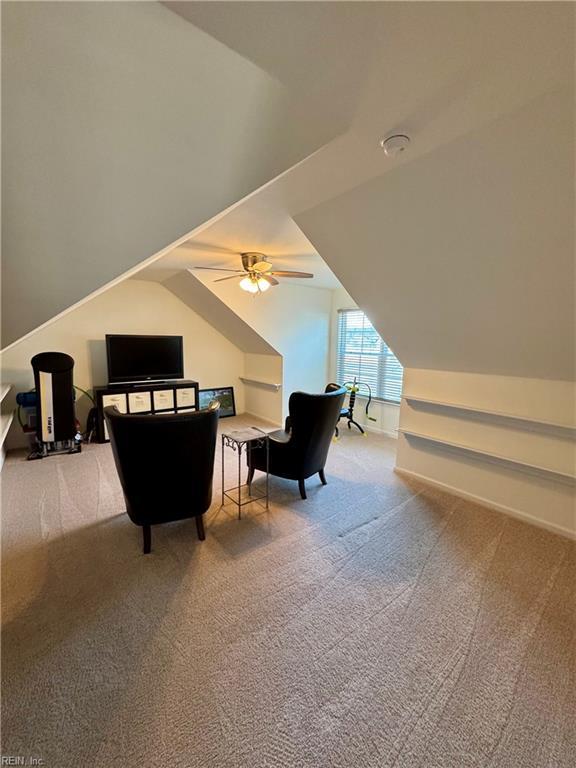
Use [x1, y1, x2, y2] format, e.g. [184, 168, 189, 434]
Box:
[2, 417, 575, 767]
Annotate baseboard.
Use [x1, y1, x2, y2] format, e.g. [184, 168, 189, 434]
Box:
[363, 422, 398, 439]
[242, 412, 282, 429]
[394, 466, 576, 540]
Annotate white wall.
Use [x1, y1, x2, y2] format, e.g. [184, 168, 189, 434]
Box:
[329, 287, 400, 437]
[296, 86, 575, 536]
[396, 369, 576, 537]
[297, 87, 575, 382]
[2, 1, 337, 348]
[1, 280, 247, 448]
[243, 354, 283, 426]
[191, 272, 333, 418]
[164, 271, 277, 355]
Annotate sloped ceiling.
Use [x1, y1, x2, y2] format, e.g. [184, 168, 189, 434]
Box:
[164, 1, 384, 126]
[161, 1, 574, 383]
[296, 87, 574, 381]
[1, 1, 341, 350]
[163, 271, 278, 355]
[4, 0, 574, 392]
[137, 206, 340, 290]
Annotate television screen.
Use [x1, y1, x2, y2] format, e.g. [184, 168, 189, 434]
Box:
[106, 335, 184, 383]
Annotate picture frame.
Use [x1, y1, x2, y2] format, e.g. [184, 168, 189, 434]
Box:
[198, 386, 236, 418]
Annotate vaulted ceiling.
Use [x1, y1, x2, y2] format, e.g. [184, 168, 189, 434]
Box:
[3, 2, 574, 383]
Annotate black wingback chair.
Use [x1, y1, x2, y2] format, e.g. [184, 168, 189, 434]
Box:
[105, 405, 219, 554]
[247, 387, 346, 499]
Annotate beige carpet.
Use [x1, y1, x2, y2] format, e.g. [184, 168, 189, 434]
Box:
[2, 417, 575, 767]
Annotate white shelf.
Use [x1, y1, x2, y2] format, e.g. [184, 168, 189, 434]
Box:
[0, 412, 14, 447]
[399, 429, 576, 485]
[403, 395, 576, 435]
[239, 377, 282, 391]
[0, 384, 11, 404]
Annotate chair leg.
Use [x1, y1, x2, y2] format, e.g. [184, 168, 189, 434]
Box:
[142, 525, 151, 555]
[349, 419, 365, 434]
[195, 514, 206, 541]
[298, 478, 307, 500]
[319, 469, 327, 485]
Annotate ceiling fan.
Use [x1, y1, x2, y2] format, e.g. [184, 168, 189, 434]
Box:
[193, 252, 313, 293]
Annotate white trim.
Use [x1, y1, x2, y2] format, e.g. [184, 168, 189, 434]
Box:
[394, 467, 576, 541]
[0, 412, 15, 447]
[0, 384, 11, 404]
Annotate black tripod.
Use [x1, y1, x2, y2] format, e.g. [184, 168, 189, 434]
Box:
[335, 387, 365, 437]
[326, 380, 371, 437]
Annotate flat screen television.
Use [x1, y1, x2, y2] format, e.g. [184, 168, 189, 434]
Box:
[106, 334, 184, 384]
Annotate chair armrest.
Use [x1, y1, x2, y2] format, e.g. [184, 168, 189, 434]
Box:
[284, 415, 292, 433]
[268, 429, 291, 445]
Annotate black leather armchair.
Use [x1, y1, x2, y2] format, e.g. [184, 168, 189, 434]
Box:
[104, 405, 219, 554]
[246, 387, 346, 499]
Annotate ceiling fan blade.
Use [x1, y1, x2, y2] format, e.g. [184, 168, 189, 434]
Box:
[193, 266, 245, 273]
[251, 261, 272, 273]
[214, 274, 245, 283]
[268, 271, 314, 278]
[260, 275, 279, 286]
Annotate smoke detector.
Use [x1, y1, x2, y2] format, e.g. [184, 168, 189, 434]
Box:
[379, 134, 411, 157]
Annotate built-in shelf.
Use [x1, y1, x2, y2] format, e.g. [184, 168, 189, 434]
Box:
[0, 384, 11, 404]
[0, 412, 15, 447]
[239, 377, 282, 392]
[403, 395, 576, 436]
[399, 428, 576, 485]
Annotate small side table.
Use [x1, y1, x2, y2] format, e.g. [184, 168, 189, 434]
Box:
[221, 427, 269, 519]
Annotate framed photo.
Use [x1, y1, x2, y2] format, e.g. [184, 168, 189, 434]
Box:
[198, 387, 236, 418]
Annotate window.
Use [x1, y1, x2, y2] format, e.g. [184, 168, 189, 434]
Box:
[336, 309, 403, 403]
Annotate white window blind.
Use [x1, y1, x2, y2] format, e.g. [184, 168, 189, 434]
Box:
[336, 309, 403, 403]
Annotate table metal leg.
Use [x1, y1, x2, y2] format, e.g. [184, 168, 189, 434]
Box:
[221, 432, 270, 519]
[248, 442, 252, 496]
[237, 443, 242, 520]
[265, 437, 270, 510]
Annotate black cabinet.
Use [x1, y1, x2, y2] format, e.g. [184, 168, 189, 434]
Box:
[94, 380, 199, 443]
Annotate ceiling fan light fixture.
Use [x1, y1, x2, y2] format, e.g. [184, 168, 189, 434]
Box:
[257, 277, 271, 292]
[196, 252, 314, 291]
[239, 276, 259, 293]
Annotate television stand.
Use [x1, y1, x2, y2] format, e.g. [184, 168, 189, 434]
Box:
[94, 379, 199, 443]
[106, 380, 179, 388]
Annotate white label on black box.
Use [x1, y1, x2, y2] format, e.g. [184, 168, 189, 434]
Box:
[128, 391, 151, 413]
[39, 371, 55, 442]
[176, 387, 196, 408]
[153, 390, 174, 411]
[102, 393, 128, 441]
[102, 393, 128, 413]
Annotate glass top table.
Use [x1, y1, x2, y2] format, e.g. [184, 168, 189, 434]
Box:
[221, 427, 270, 518]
